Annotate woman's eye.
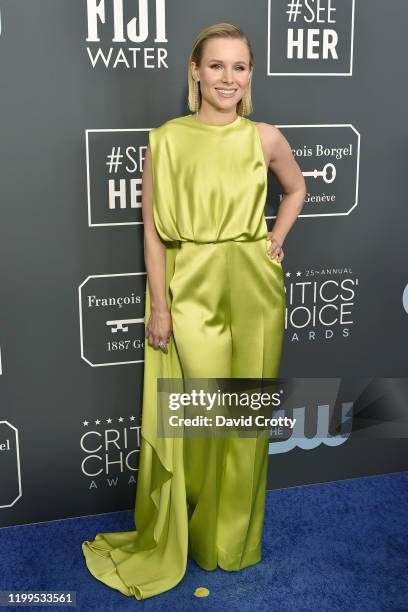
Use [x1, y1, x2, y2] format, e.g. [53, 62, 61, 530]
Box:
[210, 64, 246, 70]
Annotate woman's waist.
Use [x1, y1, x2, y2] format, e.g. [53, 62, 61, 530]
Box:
[179, 235, 267, 246]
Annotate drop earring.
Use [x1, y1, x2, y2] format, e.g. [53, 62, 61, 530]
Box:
[241, 93, 248, 116]
[193, 78, 200, 113]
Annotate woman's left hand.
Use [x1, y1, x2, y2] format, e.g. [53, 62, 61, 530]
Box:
[267, 232, 284, 263]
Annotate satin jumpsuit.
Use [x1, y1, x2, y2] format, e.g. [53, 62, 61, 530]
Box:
[82, 113, 286, 599]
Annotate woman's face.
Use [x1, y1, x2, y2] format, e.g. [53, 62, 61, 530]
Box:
[192, 37, 252, 112]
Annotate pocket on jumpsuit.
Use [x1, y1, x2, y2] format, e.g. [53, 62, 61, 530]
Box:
[265, 237, 283, 269]
[263, 238, 286, 312]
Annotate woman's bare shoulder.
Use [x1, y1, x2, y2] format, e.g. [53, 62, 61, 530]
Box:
[252, 120, 283, 142]
[250, 120, 286, 164]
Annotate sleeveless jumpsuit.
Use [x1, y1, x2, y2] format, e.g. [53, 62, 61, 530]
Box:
[81, 113, 286, 599]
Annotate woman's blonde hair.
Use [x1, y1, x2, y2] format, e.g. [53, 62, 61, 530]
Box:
[187, 23, 254, 116]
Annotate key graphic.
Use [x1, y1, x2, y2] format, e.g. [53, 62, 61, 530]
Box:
[106, 318, 145, 333]
[303, 163, 336, 184]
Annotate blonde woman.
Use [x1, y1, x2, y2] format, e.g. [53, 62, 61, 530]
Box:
[82, 23, 306, 600]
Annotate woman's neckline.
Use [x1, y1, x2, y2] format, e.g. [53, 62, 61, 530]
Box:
[190, 113, 242, 128]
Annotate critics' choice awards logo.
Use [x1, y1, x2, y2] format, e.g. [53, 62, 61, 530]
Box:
[85, 0, 168, 69]
[283, 265, 358, 343]
[80, 415, 141, 489]
[79, 273, 146, 367]
[268, 0, 355, 75]
[86, 129, 150, 227]
[265, 125, 360, 219]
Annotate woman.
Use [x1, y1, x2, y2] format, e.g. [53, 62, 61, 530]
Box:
[82, 23, 306, 600]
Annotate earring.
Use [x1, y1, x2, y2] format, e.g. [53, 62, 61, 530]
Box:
[241, 72, 252, 116]
[193, 78, 200, 113]
[241, 93, 248, 116]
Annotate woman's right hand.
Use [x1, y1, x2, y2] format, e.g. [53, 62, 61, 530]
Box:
[145, 308, 172, 353]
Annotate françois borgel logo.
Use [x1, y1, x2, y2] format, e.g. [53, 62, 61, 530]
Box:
[86, 128, 149, 227]
[0, 422, 22, 509]
[78, 273, 146, 367]
[85, 0, 168, 69]
[265, 125, 360, 219]
[268, 0, 355, 75]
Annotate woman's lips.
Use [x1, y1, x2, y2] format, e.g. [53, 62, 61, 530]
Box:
[215, 88, 238, 98]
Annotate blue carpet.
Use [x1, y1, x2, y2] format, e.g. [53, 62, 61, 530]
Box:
[1, 472, 407, 611]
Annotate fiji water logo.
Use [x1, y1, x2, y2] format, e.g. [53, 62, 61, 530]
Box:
[85, 0, 168, 69]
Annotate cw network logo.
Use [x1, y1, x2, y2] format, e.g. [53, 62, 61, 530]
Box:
[402, 283, 408, 314]
[269, 402, 352, 454]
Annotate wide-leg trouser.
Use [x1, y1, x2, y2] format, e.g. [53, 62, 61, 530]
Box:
[169, 238, 286, 571]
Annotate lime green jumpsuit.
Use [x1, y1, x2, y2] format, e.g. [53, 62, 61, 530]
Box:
[82, 114, 286, 599]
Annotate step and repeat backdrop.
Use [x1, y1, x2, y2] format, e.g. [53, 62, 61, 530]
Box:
[0, 0, 407, 527]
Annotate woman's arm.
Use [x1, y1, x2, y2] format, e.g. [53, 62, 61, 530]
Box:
[141, 143, 172, 352]
[258, 123, 307, 259]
